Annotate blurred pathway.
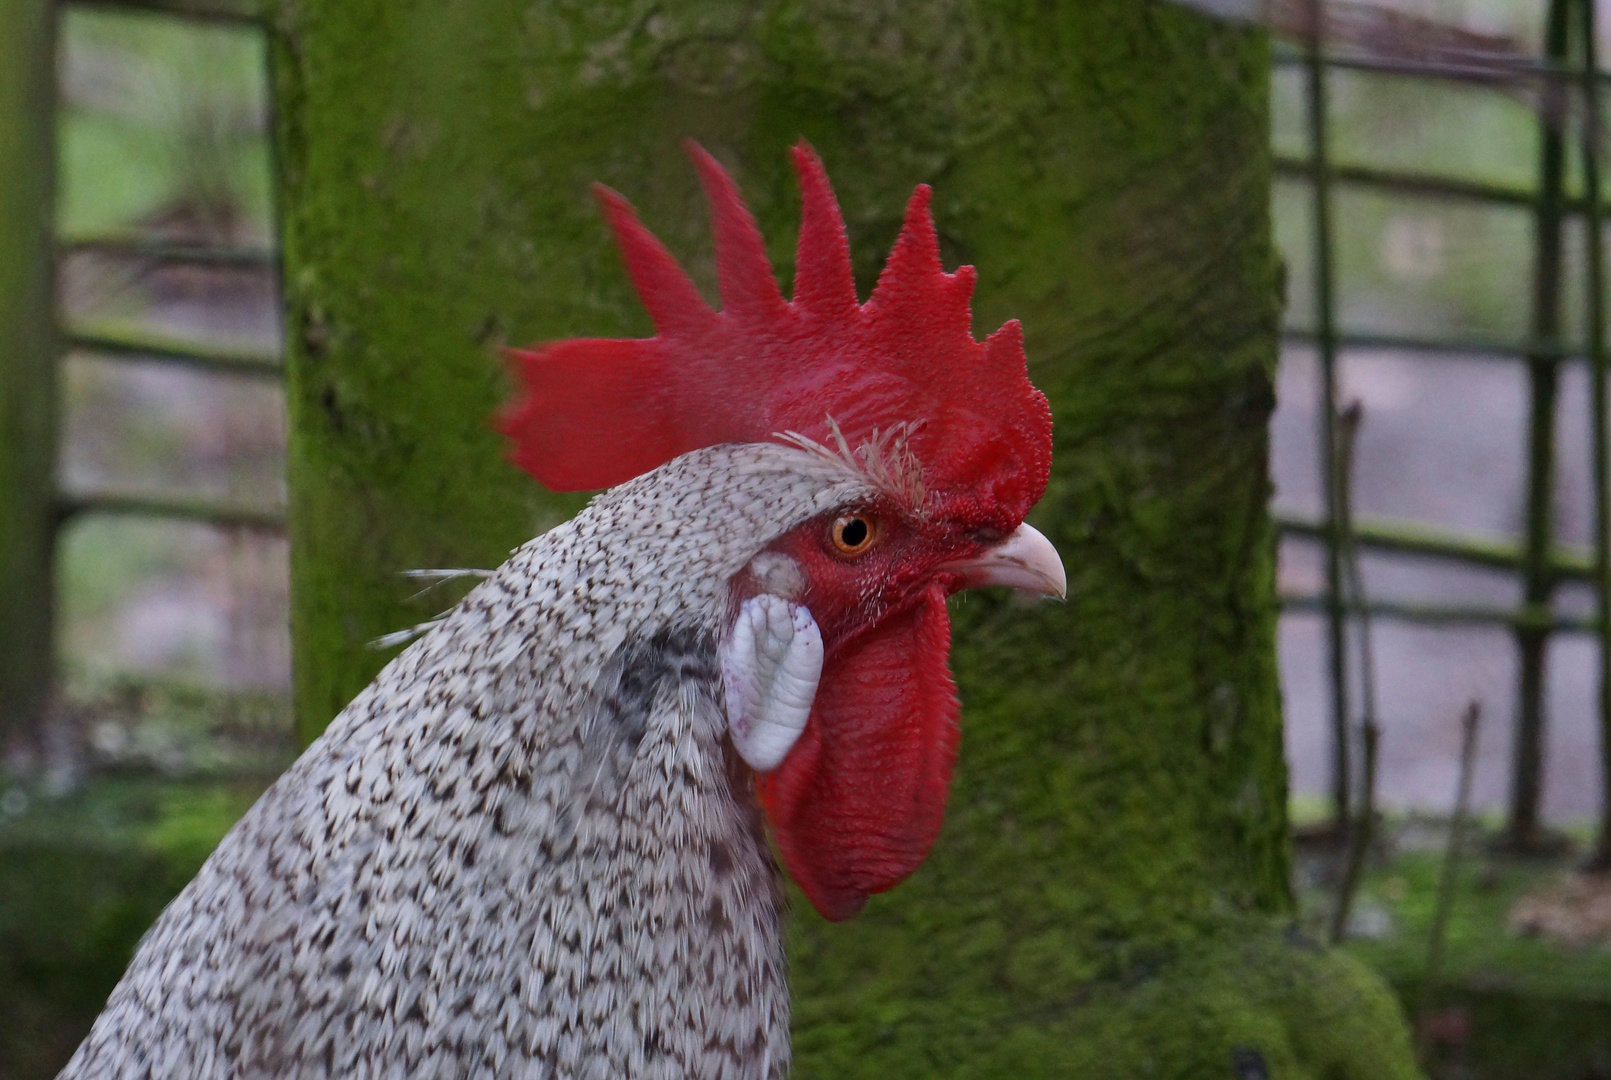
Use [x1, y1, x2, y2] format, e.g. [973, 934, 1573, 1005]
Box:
[1275, 345, 1604, 823]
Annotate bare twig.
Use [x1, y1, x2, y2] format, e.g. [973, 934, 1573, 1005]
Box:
[1505, 0, 1571, 853]
[1279, 593, 1588, 634]
[1578, 0, 1611, 874]
[1305, 0, 1350, 841]
[1330, 401, 1380, 943]
[64, 326, 283, 378]
[1330, 722, 1378, 944]
[1416, 701, 1483, 1062]
[1277, 512, 1595, 581]
[65, 0, 265, 27]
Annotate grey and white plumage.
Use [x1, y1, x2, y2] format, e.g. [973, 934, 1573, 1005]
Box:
[59, 139, 1072, 1079]
[60, 443, 877, 1080]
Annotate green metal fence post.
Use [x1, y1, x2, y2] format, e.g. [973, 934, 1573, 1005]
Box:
[0, 0, 59, 763]
[1508, 0, 1572, 850]
[1578, 0, 1611, 869]
[1304, 0, 1351, 836]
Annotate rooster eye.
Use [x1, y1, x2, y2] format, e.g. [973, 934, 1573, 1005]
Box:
[829, 513, 878, 557]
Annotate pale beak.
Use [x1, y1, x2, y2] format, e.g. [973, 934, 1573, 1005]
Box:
[943, 522, 1067, 599]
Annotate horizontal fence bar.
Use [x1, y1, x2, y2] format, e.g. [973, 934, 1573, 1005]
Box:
[1276, 156, 1611, 222]
[93, 762, 298, 784]
[59, 490, 286, 533]
[1279, 593, 1591, 634]
[1274, 156, 1538, 209]
[1277, 512, 1595, 581]
[60, 236, 279, 270]
[1272, 44, 1611, 87]
[65, 327, 283, 378]
[60, 0, 265, 25]
[1281, 328, 1582, 363]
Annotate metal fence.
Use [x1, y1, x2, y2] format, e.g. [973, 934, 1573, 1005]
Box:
[54, 0, 280, 534]
[7, 0, 1609, 854]
[0, 0, 284, 772]
[1272, 0, 1611, 861]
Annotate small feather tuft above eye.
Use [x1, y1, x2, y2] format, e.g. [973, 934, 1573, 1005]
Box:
[776, 418, 926, 512]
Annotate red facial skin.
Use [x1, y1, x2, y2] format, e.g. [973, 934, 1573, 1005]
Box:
[742, 499, 1000, 921]
[499, 142, 1054, 920]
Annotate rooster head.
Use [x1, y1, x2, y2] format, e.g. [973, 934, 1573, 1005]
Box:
[502, 142, 1060, 921]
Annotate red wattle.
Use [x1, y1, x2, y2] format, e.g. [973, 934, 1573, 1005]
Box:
[758, 583, 960, 921]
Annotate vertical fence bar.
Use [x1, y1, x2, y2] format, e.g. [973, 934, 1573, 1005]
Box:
[1304, 0, 1351, 834]
[1508, 0, 1572, 850]
[1581, 0, 1611, 869]
[0, 0, 59, 760]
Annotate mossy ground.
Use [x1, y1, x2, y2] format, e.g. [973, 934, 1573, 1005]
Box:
[1296, 819, 1611, 1080]
[790, 909, 1419, 1080]
[18, 795, 1605, 1080]
[0, 777, 268, 1079]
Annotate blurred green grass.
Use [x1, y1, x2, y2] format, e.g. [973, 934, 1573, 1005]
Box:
[1296, 824, 1611, 1079]
[56, 6, 272, 241]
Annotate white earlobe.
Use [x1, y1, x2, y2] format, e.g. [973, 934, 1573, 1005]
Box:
[720, 593, 823, 773]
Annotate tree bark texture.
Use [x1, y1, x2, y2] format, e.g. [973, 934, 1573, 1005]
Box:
[271, 1, 1422, 1074]
[0, 0, 58, 756]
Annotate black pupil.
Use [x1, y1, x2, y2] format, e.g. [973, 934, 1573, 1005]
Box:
[839, 517, 869, 548]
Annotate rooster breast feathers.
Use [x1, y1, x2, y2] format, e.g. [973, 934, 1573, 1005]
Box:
[59, 442, 878, 1080]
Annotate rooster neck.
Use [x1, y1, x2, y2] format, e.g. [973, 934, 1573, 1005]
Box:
[67, 585, 793, 1080]
[61, 442, 882, 1080]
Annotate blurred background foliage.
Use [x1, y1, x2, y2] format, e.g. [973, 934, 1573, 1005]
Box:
[56, 8, 271, 240]
[9, 0, 1611, 1076]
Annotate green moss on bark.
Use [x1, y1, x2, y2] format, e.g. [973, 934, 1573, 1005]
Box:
[270, 0, 1421, 1072]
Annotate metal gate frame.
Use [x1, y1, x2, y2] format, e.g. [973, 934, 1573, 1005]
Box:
[1276, 0, 1611, 860]
[6, 0, 1610, 860]
[0, 0, 283, 766]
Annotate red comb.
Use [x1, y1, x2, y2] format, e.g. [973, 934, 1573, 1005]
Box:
[501, 141, 1052, 528]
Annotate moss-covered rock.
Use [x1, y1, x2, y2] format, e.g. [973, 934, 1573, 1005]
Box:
[791, 921, 1417, 1079]
[786, 880, 1423, 1079]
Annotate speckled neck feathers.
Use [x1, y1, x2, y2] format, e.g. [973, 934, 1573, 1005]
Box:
[60, 443, 878, 1080]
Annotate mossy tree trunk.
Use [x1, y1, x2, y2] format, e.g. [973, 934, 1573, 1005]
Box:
[0, 0, 58, 759]
[270, 1, 1422, 1074]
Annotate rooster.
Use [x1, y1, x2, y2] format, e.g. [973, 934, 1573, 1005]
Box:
[59, 143, 1062, 1080]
